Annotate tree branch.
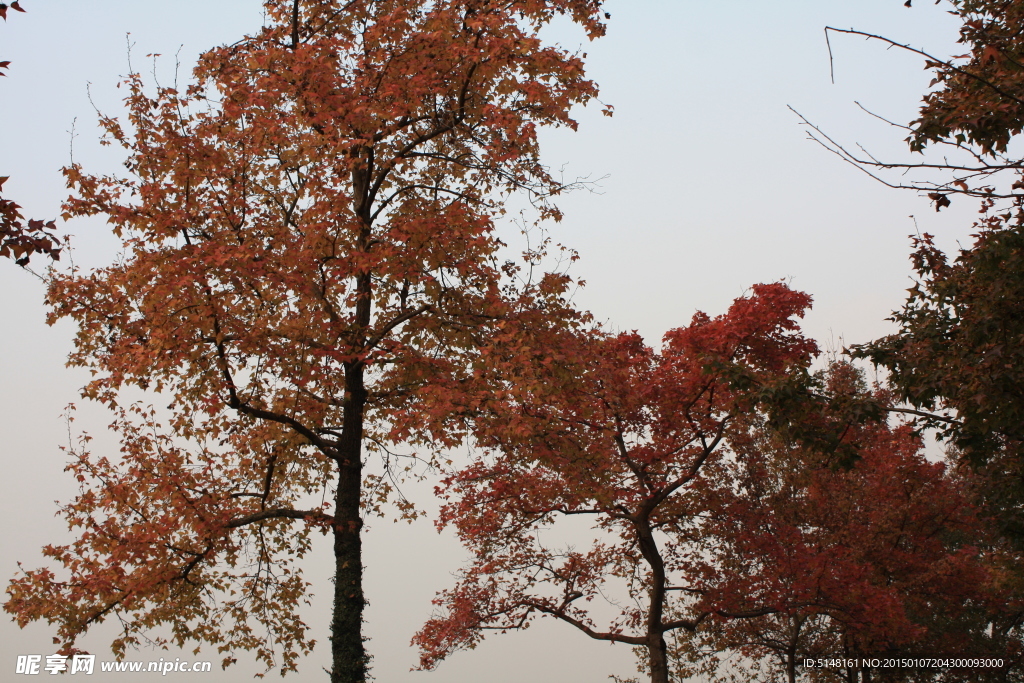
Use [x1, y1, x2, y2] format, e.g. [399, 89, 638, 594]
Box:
[227, 508, 332, 529]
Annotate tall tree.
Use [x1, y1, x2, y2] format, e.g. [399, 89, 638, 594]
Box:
[807, 0, 1024, 556]
[4, 1, 607, 681]
[414, 283, 819, 683]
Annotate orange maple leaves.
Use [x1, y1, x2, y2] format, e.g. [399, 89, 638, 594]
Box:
[6, 1, 609, 680]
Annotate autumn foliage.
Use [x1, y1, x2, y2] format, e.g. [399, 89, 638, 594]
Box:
[0, 177, 61, 265]
[10, 2, 1024, 683]
[906, 0, 1024, 205]
[415, 286, 1021, 683]
[4, 1, 606, 681]
[909, 0, 1024, 157]
[677, 364, 1007, 683]
[414, 284, 819, 683]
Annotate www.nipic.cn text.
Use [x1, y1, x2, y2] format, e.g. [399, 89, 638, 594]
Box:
[15, 654, 214, 675]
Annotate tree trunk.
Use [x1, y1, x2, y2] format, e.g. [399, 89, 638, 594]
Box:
[786, 616, 801, 683]
[647, 634, 671, 683]
[330, 176, 374, 682]
[330, 364, 368, 683]
[635, 515, 670, 683]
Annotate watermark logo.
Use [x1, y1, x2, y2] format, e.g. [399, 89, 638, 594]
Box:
[15, 654, 211, 675]
[15, 655, 41, 675]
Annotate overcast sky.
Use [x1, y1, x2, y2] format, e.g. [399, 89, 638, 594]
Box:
[0, 1, 981, 681]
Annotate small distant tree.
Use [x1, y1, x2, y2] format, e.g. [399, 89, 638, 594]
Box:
[4, 1, 607, 681]
[413, 283, 819, 683]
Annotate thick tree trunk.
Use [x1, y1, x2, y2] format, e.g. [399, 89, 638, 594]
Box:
[330, 173, 374, 682]
[330, 364, 368, 683]
[330, 461, 366, 683]
[647, 634, 671, 683]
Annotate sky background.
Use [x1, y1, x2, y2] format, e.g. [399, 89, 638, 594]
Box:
[0, 1, 984, 681]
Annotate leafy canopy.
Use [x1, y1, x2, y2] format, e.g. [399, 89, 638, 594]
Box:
[5, 0, 608, 678]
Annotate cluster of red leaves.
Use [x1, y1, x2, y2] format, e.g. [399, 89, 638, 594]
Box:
[681, 364, 1010, 682]
[1, 177, 61, 265]
[414, 284, 819, 682]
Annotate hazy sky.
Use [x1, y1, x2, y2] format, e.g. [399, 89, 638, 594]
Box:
[0, 1, 981, 681]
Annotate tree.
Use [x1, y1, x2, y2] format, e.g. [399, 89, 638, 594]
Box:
[678, 363, 1007, 683]
[853, 226, 1024, 546]
[800, 0, 1024, 210]
[3, 1, 608, 681]
[413, 283, 820, 683]
[816, 0, 1024, 456]
[800, 0, 1024, 582]
[414, 287, 1021, 683]
[0, 1, 62, 266]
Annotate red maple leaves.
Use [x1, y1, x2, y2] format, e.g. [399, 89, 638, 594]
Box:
[414, 284, 819, 682]
[414, 286, 1008, 683]
[689, 368, 999, 680]
[0, 177, 61, 265]
[0, 2, 26, 23]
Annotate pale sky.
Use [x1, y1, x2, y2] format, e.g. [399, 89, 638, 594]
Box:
[0, 1, 981, 681]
